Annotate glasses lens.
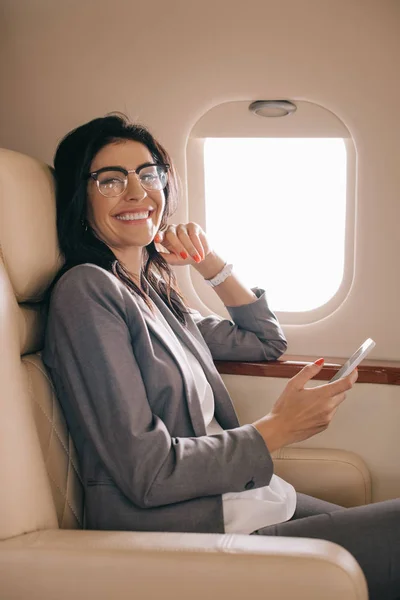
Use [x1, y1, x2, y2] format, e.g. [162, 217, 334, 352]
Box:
[139, 165, 168, 191]
[97, 171, 127, 197]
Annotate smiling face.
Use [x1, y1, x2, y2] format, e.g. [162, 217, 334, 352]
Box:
[86, 139, 166, 255]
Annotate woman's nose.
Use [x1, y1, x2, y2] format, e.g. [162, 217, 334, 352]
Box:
[126, 173, 147, 200]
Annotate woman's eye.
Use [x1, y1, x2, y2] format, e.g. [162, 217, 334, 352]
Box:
[102, 178, 123, 185]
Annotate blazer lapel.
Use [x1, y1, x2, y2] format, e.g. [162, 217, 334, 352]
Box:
[140, 289, 206, 435]
[148, 291, 209, 363]
[147, 287, 240, 430]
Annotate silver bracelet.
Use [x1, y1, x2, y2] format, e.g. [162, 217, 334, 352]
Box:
[204, 263, 233, 287]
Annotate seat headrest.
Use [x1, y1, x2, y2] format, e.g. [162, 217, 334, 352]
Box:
[0, 149, 63, 303]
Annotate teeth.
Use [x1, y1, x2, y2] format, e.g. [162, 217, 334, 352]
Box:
[116, 211, 149, 221]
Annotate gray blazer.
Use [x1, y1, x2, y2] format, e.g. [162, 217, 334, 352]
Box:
[42, 264, 287, 533]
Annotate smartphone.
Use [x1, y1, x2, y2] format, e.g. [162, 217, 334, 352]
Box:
[330, 338, 376, 382]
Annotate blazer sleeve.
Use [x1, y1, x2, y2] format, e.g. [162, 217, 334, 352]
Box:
[190, 288, 287, 361]
[45, 266, 274, 509]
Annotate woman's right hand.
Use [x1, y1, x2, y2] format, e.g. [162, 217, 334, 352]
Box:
[253, 360, 359, 453]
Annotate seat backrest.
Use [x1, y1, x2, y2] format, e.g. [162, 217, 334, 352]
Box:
[0, 149, 84, 541]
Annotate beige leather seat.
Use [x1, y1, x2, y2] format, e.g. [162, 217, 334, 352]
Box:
[0, 148, 370, 599]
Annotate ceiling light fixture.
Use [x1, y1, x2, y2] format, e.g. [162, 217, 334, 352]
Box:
[249, 100, 297, 118]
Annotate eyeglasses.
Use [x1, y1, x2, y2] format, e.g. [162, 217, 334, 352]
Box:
[88, 163, 170, 198]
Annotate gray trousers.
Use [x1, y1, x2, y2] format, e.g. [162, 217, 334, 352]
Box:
[253, 493, 400, 600]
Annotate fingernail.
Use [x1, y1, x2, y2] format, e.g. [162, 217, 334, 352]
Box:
[180, 251, 188, 259]
[193, 254, 201, 263]
[154, 234, 160, 243]
[314, 358, 325, 366]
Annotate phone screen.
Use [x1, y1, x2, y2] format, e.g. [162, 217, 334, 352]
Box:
[330, 338, 376, 382]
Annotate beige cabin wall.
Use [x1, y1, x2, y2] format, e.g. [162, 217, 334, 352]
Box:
[223, 373, 400, 503]
[0, 0, 399, 360]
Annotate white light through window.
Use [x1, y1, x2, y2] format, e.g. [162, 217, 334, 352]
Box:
[204, 138, 347, 312]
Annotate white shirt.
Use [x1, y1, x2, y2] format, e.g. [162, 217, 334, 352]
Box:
[152, 303, 297, 534]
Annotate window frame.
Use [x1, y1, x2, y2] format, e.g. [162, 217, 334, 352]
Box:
[186, 101, 356, 325]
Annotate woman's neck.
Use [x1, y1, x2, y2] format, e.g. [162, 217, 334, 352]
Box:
[112, 245, 144, 288]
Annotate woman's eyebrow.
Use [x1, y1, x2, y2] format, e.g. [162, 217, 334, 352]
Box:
[135, 161, 157, 170]
[97, 161, 156, 172]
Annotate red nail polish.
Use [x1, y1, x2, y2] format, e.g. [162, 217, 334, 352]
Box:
[180, 251, 188, 259]
[314, 358, 325, 366]
[193, 254, 201, 263]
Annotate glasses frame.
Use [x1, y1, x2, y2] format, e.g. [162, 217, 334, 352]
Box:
[87, 162, 170, 197]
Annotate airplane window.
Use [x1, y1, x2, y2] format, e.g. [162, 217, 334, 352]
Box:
[203, 137, 347, 312]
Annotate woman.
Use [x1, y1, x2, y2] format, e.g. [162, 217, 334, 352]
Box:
[43, 114, 399, 600]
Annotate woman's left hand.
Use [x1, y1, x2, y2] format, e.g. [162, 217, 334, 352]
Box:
[154, 222, 212, 267]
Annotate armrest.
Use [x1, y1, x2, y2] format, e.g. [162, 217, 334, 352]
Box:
[272, 447, 372, 507]
[1, 529, 368, 600]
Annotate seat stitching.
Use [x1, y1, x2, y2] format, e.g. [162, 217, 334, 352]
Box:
[61, 438, 71, 527]
[22, 356, 83, 484]
[22, 359, 82, 526]
[27, 360, 81, 480]
[46, 462, 82, 526]
[23, 359, 52, 466]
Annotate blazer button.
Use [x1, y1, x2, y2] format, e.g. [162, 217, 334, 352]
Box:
[245, 479, 255, 490]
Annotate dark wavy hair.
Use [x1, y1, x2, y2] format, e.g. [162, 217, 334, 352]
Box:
[49, 113, 187, 323]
